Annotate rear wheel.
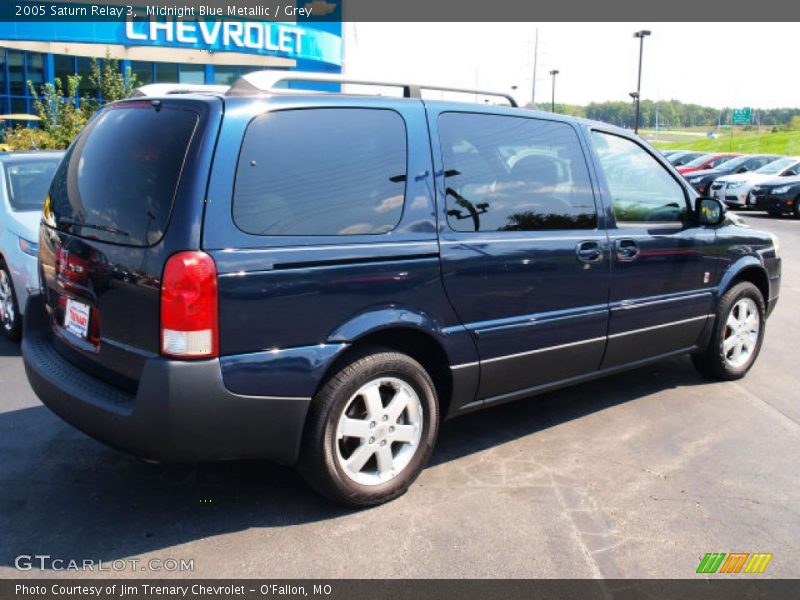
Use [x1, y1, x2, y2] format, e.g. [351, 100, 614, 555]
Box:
[794, 197, 800, 219]
[692, 282, 765, 380]
[298, 349, 439, 506]
[0, 262, 22, 342]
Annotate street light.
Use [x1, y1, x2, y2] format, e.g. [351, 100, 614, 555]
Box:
[633, 29, 651, 134]
[549, 69, 559, 113]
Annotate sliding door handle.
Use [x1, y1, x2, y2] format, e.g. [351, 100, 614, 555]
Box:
[576, 240, 603, 264]
[615, 238, 640, 262]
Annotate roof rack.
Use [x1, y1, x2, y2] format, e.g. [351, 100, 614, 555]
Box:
[226, 71, 518, 107]
[131, 84, 230, 98]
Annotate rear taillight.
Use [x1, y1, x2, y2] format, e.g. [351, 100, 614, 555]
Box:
[160, 251, 218, 359]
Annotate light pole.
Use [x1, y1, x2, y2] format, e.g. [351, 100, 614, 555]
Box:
[549, 69, 559, 113]
[633, 29, 651, 134]
[629, 92, 639, 124]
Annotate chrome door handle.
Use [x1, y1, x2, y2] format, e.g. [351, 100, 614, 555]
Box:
[615, 238, 639, 262]
[576, 240, 603, 264]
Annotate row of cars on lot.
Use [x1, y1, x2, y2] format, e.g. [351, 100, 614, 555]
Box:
[663, 149, 800, 218]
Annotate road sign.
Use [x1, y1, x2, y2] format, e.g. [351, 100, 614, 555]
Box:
[732, 107, 751, 125]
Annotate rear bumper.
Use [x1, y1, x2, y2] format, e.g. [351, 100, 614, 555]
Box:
[22, 295, 311, 464]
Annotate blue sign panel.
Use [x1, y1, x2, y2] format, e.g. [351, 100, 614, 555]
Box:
[0, 20, 342, 66]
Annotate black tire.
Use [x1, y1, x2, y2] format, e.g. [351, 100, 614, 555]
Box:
[298, 349, 439, 507]
[691, 281, 765, 381]
[767, 210, 782, 218]
[0, 261, 22, 342]
[794, 197, 800, 219]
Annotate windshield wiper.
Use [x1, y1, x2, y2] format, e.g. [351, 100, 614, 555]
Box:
[57, 217, 130, 237]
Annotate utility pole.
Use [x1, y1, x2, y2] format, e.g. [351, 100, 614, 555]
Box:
[531, 28, 539, 106]
[633, 29, 651, 135]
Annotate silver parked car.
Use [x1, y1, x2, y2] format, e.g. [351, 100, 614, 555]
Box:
[0, 151, 64, 341]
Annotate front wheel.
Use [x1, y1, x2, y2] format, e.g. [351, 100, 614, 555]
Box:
[692, 281, 765, 380]
[298, 349, 439, 506]
[793, 197, 800, 219]
[0, 262, 22, 342]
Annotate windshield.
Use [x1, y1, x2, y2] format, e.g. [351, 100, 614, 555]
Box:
[714, 155, 750, 170]
[756, 157, 797, 175]
[667, 152, 689, 164]
[682, 154, 714, 168]
[670, 151, 704, 165]
[4, 158, 61, 211]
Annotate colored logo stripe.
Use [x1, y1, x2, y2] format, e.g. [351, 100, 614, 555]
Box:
[697, 553, 726, 573]
[744, 553, 773, 573]
[719, 553, 749, 573]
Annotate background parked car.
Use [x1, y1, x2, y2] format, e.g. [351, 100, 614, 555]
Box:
[0, 150, 64, 340]
[750, 175, 800, 218]
[710, 156, 800, 208]
[677, 152, 740, 175]
[667, 150, 707, 166]
[685, 154, 782, 195]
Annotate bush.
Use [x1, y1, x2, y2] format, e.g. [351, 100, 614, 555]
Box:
[2, 127, 60, 151]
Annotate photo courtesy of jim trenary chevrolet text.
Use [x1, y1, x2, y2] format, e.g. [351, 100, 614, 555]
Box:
[0, 0, 798, 598]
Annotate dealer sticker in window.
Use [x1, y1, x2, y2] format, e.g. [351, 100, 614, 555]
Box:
[64, 298, 90, 339]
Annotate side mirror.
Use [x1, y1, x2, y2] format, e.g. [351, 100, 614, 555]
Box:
[782, 170, 797, 177]
[736, 167, 748, 173]
[696, 197, 725, 226]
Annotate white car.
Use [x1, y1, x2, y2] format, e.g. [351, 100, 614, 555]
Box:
[710, 156, 800, 208]
[0, 151, 64, 341]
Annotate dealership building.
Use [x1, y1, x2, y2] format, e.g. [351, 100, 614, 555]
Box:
[0, 2, 343, 114]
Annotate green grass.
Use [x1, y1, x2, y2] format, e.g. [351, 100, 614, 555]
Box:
[650, 130, 800, 155]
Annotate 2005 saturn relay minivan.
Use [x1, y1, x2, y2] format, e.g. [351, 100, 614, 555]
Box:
[23, 72, 781, 506]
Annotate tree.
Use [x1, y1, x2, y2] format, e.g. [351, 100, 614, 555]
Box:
[87, 50, 138, 106]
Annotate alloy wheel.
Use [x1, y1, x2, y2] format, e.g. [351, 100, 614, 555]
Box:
[722, 297, 760, 369]
[0, 269, 15, 332]
[335, 377, 423, 486]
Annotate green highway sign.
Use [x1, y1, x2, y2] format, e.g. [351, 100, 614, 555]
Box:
[732, 107, 751, 125]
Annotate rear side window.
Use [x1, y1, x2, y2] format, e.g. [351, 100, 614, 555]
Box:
[591, 131, 688, 224]
[233, 108, 407, 236]
[438, 112, 596, 232]
[47, 104, 199, 246]
[4, 158, 61, 211]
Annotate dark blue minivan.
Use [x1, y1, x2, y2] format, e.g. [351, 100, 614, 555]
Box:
[22, 72, 781, 506]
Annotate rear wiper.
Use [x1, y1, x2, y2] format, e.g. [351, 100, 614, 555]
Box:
[58, 217, 130, 237]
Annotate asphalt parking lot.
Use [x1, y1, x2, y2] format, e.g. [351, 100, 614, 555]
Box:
[1, 212, 798, 579]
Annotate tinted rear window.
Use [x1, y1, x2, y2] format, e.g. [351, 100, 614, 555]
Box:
[4, 158, 61, 211]
[47, 104, 199, 246]
[233, 108, 407, 236]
